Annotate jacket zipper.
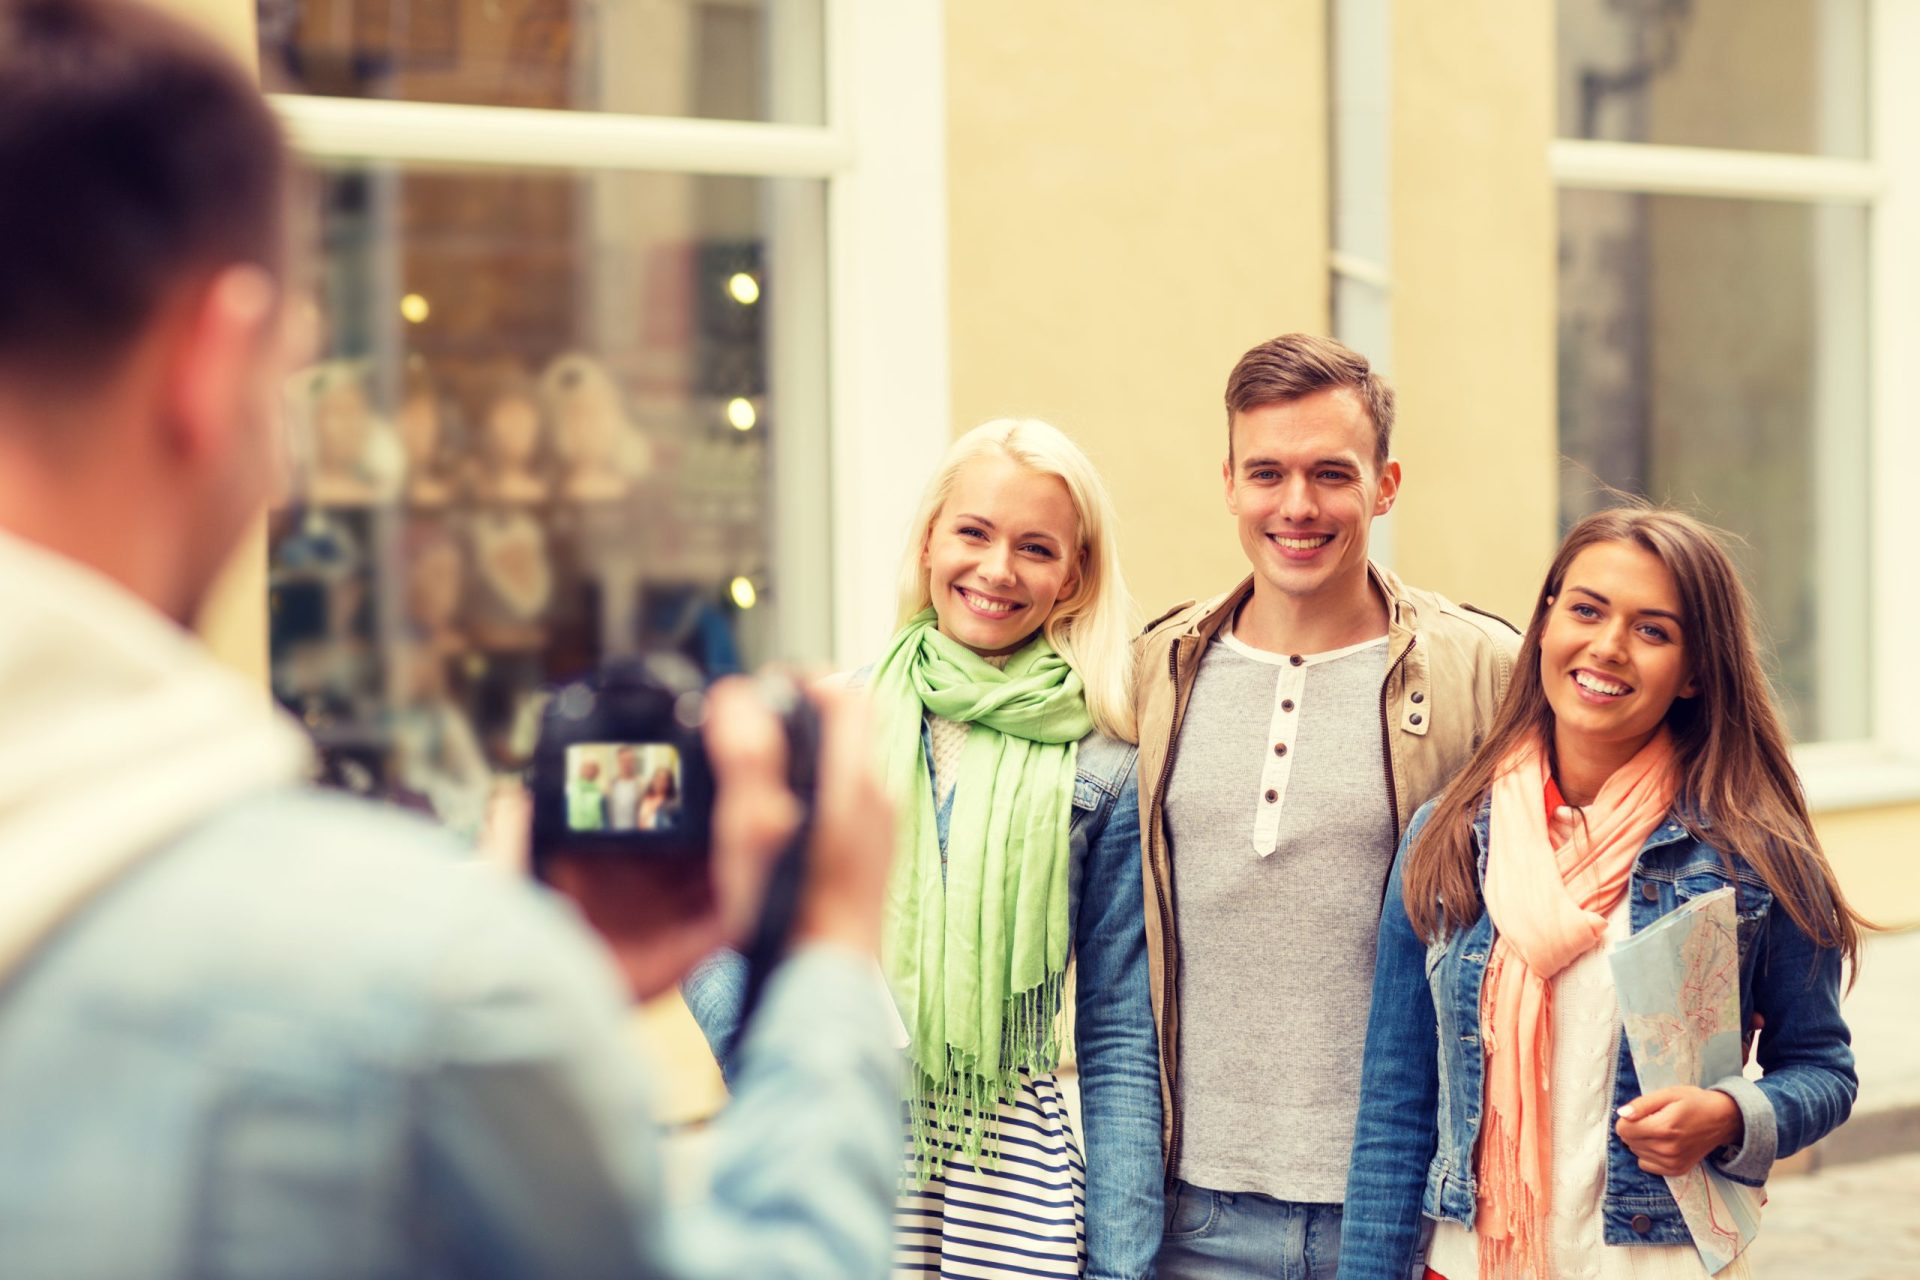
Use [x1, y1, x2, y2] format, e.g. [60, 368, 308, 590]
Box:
[1376, 634, 1417, 900]
[1150, 637, 1186, 1179]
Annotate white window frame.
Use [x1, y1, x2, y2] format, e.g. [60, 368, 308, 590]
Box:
[268, 0, 950, 672]
[1328, 0, 1396, 569]
[1550, 0, 1920, 812]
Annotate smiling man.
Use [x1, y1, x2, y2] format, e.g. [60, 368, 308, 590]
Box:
[1134, 334, 1521, 1278]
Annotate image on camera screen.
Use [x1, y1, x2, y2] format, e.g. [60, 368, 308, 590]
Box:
[565, 743, 685, 834]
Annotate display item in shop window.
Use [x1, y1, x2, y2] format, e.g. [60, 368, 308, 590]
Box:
[547, 501, 647, 665]
[268, 509, 376, 670]
[275, 637, 374, 734]
[463, 658, 550, 772]
[466, 508, 554, 652]
[470, 376, 551, 505]
[638, 585, 745, 678]
[387, 685, 492, 841]
[401, 521, 468, 669]
[270, 506, 364, 575]
[397, 360, 461, 507]
[294, 361, 404, 506]
[541, 352, 653, 504]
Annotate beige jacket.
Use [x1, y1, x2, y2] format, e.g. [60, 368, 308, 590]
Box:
[1131, 562, 1520, 1171]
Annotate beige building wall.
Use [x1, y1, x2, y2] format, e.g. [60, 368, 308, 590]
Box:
[1816, 808, 1920, 930]
[945, 1, 1330, 621]
[1387, 2, 1559, 624]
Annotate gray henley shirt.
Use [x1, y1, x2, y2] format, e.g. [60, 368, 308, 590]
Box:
[1166, 627, 1394, 1202]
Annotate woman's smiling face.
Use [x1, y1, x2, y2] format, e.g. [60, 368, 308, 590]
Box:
[1540, 538, 1697, 759]
[922, 452, 1081, 656]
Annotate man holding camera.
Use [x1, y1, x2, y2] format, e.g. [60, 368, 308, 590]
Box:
[0, 0, 900, 1274]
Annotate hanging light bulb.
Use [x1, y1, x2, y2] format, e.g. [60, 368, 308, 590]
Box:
[726, 272, 761, 306]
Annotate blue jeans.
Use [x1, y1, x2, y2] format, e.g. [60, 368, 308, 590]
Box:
[1156, 1180, 1342, 1279]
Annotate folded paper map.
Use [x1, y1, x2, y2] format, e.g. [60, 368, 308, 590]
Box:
[1608, 885, 1764, 1275]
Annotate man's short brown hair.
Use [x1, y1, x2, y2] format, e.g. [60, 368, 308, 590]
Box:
[1224, 333, 1395, 468]
[0, 0, 288, 388]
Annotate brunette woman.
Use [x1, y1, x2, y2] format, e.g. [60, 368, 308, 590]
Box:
[1341, 507, 1865, 1280]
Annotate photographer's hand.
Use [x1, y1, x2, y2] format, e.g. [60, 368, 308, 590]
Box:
[706, 678, 891, 959]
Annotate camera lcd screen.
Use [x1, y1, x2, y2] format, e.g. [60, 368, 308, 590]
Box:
[565, 742, 686, 835]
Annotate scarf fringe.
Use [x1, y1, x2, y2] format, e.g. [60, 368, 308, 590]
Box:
[1476, 1096, 1554, 1280]
[902, 970, 1066, 1185]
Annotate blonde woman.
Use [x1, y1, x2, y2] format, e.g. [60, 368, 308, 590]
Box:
[686, 419, 1162, 1279]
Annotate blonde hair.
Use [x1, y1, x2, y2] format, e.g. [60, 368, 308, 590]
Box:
[896, 418, 1137, 743]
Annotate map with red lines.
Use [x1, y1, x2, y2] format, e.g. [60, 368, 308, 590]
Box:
[1609, 886, 1764, 1274]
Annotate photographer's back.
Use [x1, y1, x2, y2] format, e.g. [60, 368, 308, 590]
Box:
[0, 786, 658, 1278]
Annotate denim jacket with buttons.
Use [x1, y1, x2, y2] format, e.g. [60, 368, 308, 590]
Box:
[1341, 796, 1856, 1279]
[684, 719, 1164, 1280]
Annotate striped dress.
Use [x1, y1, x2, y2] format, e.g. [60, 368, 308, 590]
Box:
[897, 705, 1087, 1278]
[894, 1070, 1087, 1278]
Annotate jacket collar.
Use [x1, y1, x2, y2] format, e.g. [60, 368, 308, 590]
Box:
[1467, 793, 1696, 856]
[1183, 561, 1414, 647]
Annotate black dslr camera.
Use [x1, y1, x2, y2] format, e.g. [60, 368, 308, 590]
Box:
[529, 655, 820, 1031]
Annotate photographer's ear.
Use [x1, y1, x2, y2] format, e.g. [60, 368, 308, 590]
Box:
[162, 265, 280, 465]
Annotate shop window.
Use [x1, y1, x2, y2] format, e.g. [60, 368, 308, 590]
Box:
[269, 166, 827, 834]
[1557, 191, 1869, 742]
[1556, 0, 1865, 157]
[256, 0, 824, 123]
[1554, 0, 1881, 752]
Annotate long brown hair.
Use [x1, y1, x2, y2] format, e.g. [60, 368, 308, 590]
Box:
[1404, 506, 1870, 977]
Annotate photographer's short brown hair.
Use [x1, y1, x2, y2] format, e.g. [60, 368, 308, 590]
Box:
[1224, 333, 1396, 468]
[0, 0, 288, 388]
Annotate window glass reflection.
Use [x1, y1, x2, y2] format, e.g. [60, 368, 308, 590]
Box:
[1556, 0, 1866, 157]
[1557, 189, 1870, 743]
[257, 0, 824, 124]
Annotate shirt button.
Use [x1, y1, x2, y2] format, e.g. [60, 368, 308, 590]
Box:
[1631, 1214, 1652, 1235]
[1289, 654, 1304, 666]
[1264, 789, 1278, 803]
[1273, 743, 1288, 757]
[1641, 882, 1659, 902]
[1410, 690, 1425, 704]
[1281, 699, 1295, 712]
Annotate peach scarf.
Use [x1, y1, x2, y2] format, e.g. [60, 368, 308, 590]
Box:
[1474, 730, 1678, 1280]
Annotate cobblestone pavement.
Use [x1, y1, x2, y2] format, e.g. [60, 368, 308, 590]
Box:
[1747, 1151, 1920, 1280]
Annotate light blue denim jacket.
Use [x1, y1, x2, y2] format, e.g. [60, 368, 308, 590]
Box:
[0, 787, 901, 1279]
[1340, 796, 1857, 1278]
[684, 723, 1164, 1280]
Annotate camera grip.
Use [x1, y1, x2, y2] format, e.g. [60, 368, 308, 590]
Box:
[727, 680, 820, 1066]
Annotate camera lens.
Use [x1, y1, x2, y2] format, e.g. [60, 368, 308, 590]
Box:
[556, 682, 596, 720]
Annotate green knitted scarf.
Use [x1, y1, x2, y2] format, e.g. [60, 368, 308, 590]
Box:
[871, 610, 1091, 1180]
